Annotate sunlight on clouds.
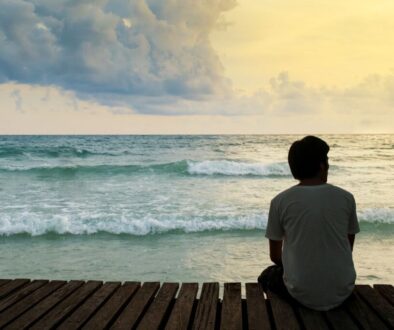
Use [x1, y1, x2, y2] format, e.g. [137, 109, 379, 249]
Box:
[0, 0, 394, 133]
[1, 77, 393, 134]
[35, 22, 48, 31]
[122, 18, 132, 28]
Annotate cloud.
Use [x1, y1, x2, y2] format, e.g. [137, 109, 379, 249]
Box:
[1, 75, 394, 133]
[10, 89, 22, 112]
[261, 72, 394, 117]
[0, 0, 236, 112]
[4, 69, 394, 120]
[2, 0, 393, 120]
[334, 74, 394, 112]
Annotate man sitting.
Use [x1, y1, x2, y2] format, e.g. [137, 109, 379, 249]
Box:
[258, 135, 359, 311]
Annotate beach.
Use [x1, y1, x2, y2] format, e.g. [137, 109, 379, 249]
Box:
[0, 135, 393, 284]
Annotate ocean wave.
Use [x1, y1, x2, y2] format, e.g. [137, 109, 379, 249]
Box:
[358, 208, 394, 224]
[187, 160, 291, 176]
[0, 146, 125, 158]
[0, 160, 292, 177]
[0, 162, 186, 176]
[0, 214, 268, 236]
[0, 208, 392, 237]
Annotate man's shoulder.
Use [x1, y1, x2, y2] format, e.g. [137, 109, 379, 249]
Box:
[326, 184, 355, 199]
[271, 184, 355, 203]
[271, 185, 299, 203]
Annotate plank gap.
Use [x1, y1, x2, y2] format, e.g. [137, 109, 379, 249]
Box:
[160, 297, 177, 329]
[188, 298, 199, 330]
[0, 279, 31, 300]
[241, 299, 248, 330]
[265, 299, 276, 330]
[77, 282, 121, 329]
[215, 300, 222, 330]
[374, 285, 394, 307]
[31, 281, 103, 329]
[356, 285, 394, 329]
[106, 282, 141, 329]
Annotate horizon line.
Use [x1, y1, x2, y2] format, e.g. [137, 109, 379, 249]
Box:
[0, 133, 393, 136]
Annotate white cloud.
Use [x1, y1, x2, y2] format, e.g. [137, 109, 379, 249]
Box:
[0, 0, 393, 124]
[1, 76, 394, 133]
[0, 0, 236, 112]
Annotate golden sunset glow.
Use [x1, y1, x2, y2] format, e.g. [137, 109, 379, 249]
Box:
[1, 0, 394, 133]
[212, 0, 394, 89]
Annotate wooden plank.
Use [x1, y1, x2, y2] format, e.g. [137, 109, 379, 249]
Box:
[0, 280, 11, 288]
[325, 308, 358, 330]
[0, 280, 48, 313]
[374, 285, 394, 306]
[344, 292, 389, 330]
[111, 282, 160, 329]
[220, 283, 242, 330]
[31, 281, 102, 329]
[0, 280, 65, 328]
[5, 280, 84, 329]
[0, 279, 30, 300]
[192, 282, 219, 330]
[58, 282, 121, 330]
[137, 282, 179, 330]
[165, 283, 198, 330]
[356, 285, 394, 328]
[245, 283, 271, 330]
[82, 281, 140, 329]
[267, 291, 300, 330]
[297, 306, 330, 330]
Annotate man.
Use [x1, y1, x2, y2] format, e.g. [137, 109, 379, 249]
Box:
[258, 136, 359, 311]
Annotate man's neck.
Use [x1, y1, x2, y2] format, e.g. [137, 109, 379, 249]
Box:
[298, 178, 326, 186]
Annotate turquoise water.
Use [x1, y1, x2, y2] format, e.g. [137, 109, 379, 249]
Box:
[0, 135, 393, 284]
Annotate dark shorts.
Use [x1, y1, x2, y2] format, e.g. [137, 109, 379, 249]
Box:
[258, 265, 297, 303]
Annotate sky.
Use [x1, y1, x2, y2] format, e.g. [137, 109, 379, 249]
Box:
[0, 0, 394, 134]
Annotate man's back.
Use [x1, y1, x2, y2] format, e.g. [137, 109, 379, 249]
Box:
[266, 183, 360, 310]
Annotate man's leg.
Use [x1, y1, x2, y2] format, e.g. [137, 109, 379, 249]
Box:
[258, 265, 294, 302]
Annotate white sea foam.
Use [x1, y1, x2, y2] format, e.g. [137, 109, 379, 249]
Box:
[0, 159, 291, 177]
[187, 160, 290, 176]
[0, 212, 268, 236]
[0, 208, 392, 236]
[358, 208, 394, 224]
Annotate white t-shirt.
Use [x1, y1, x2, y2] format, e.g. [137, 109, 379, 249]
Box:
[265, 183, 360, 311]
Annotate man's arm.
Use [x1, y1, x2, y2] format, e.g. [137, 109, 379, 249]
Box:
[348, 234, 355, 252]
[269, 239, 283, 267]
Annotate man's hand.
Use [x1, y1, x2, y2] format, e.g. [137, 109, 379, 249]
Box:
[269, 239, 283, 267]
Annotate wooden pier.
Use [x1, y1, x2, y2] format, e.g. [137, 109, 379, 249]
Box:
[0, 279, 393, 329]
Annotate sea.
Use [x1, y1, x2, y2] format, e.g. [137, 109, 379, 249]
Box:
[0, 135, 393, 286]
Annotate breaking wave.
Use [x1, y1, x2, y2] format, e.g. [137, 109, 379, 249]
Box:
[0, 208, 392, 237]
[0, 160, 292, 177]
[187, 160, 290, 176]
[0, 214, 268, 236]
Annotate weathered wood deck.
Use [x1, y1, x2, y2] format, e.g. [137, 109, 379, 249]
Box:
[0, 279, 393, 329]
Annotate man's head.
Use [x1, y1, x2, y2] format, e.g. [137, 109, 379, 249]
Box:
[288, 136, 330, 181]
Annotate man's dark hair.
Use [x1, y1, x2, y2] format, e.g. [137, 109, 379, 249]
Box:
[288, 136, 330, 180]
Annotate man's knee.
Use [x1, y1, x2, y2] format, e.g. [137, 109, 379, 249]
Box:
[258, 265, 282, 292]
